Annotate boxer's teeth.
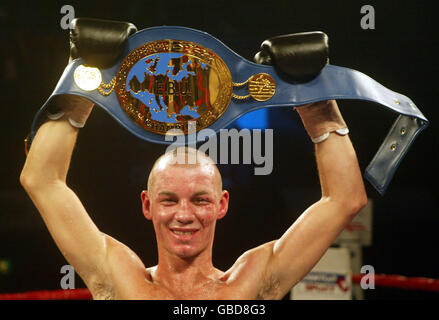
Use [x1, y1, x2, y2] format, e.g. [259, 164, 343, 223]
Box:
[173, 231, 194, 236]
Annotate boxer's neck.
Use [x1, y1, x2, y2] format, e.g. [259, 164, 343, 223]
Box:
[154, 250, 221, 289]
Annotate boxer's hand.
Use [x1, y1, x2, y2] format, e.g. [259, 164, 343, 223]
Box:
[254, 33, 345, 142]
[69, 17, 137, 69]
[47, 95, 95, 128]
[254, 31, 329, 82]
[47, 18, 137, 128]
[295, 100, 348, 143]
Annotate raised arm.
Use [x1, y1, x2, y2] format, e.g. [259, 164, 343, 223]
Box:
[254, 100, 367, 299]
[20, 96, 109, 286]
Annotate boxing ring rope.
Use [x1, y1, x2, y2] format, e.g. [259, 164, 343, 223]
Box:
[0, 288, 92, 300]
[352, 274, 439, 292]
[1, 274, 438, 299]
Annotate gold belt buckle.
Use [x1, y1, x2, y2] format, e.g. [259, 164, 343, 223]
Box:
[82, 39, 277, 135]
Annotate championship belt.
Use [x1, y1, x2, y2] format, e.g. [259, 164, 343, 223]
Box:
[28, 21, 429, 195]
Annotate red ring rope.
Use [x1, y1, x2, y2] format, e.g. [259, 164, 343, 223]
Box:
[352, 274, 439, 292]
[0, 274, 438, 299]
[0, 288, 91, 300]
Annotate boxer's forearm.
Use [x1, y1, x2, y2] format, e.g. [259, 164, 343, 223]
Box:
[315, 133, 366, 212]
[262, 131, 367, 297]
[296, 100, 366, 212]
[21, 118, 78, 187]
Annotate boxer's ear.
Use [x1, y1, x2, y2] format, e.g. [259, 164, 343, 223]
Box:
[141, 190, 152, 220]
[217, 190, 229, 220]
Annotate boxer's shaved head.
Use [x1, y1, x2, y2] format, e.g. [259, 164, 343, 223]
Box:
[143, 146, 229, 261]
[147, 147, 222, 198]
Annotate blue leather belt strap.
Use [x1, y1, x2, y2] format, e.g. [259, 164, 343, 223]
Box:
[30, 26, 429, 195]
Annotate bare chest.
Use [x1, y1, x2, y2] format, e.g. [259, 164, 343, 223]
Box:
[95, 263, 261, 300]
[99, 240, 269, 300]
[110, 275, 257, 300]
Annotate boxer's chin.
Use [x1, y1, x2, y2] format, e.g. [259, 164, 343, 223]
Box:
[171, 243, 203, 260]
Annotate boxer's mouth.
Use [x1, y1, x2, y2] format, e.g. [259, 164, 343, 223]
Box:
[173, 230, 194, 236]
[170, 228, 198, 236]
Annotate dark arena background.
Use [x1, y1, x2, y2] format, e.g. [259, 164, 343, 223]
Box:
[0, 0, 438, 300]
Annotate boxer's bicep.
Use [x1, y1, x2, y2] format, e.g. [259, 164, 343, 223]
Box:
[25, 181, 109, 284]
[265, 199, 355, 298]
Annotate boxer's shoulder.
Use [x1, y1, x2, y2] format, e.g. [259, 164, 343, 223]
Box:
[221, 240, 279, 298]
[104, 234, 145, 265]
[230, 240, 277, 273]
[87, 234, 150, 299]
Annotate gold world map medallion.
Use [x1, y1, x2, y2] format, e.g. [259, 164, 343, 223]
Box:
[248, 73, 276, 101]
[115, 40, 233, 135]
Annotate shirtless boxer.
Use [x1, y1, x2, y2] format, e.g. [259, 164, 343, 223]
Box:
[20, 93, 367, 299]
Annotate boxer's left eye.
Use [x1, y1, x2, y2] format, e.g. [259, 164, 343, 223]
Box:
[194, 198, 209, 204]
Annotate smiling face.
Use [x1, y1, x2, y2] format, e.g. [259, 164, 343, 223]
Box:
[141, 148, 229, 260]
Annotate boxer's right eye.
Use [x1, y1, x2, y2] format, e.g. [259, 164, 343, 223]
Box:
[161, 198, 177, 205]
